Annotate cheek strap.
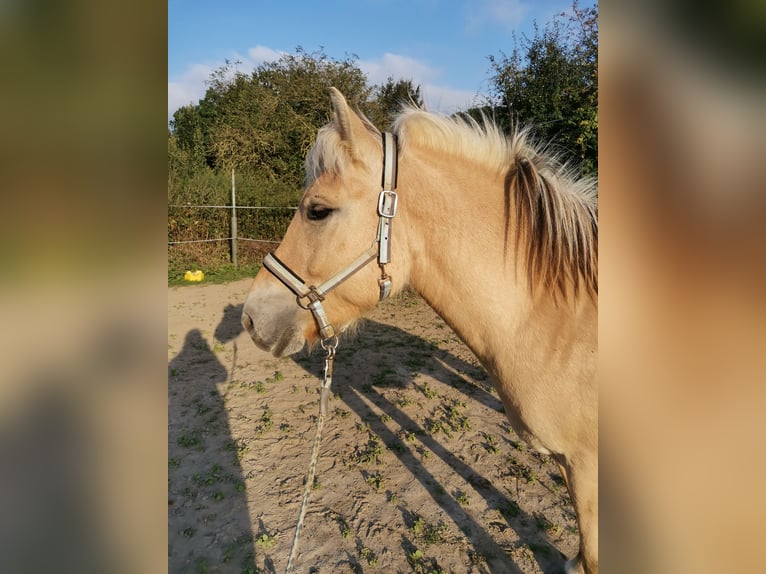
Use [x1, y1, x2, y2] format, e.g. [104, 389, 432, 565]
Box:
[262, 132, 399, 342]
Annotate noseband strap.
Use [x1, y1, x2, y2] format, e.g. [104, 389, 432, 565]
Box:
[263, 245, 378, 340]
[263, 132, 399, 342]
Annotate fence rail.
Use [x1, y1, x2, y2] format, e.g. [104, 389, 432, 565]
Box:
[167, 237, 283, 246]
[168, 205, 298, 210]
[168, 170, 297, 271]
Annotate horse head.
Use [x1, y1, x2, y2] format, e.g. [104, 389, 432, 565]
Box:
[241, 88, 407, 356]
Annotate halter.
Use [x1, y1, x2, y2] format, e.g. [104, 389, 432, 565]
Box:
[263, 132, 399, 343]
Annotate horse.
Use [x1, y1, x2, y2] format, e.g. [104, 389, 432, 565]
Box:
[241, 88, 598, 574]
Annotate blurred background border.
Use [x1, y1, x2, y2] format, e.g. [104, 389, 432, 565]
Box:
[1, 0, 764, 572]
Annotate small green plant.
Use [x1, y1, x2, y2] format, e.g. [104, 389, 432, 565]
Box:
[425, 419, 449, 437]
[455, 491, 470, 506]
[365, 472, 385, 492]
[445, 402, 471, 431]
[255, 533, 275, 549]
[330, 512, 352, 539]
[356, 421, 371, 434]
[177, 430, 202, 449]
[421, 381, 439, 399]
[239, 380, 266, 393]
[222, 542, 235, 563]
[509, 439, 526, 452]
[407, 548, 447, 574]
[192, 463, 223, 486]
[255, 407, 273, 436]
[518, 464, 538, 484]
[498, 500, 521, 519]
[334, 407, 351, 419]
[482, 432, 500, 454]
[395, 392, 415, 407]
[359, 546, 378, 566]
[412, 516, 426, 536]
[225, 438, 249, 457]
[355, 435, 384, 465]
[373, 367, 396, 385]
[388, 440, 405, 453]
[411, 515, 447, 545]
[534, 513, 561, 534]
[406, 352, 427, 371]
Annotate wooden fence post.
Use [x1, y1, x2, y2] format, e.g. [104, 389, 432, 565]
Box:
[231, 168, 238, 270]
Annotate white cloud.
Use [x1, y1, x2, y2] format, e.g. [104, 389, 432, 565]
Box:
[247, 45, 284, 64]
[168, 46, 287, 121]
[359, 52, 481, 114]
[467, 0, 531, 33]
[168, 63, 213, 120]
[420, 85, 483, 115]
[359, 52, 440, 86]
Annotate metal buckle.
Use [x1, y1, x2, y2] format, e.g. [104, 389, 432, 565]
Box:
[296, 287, 324, 310]
[377, 190, 398, 218]
[378, 275, 392, 300]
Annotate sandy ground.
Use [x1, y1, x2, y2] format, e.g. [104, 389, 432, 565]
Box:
[168, 279, 578, 573]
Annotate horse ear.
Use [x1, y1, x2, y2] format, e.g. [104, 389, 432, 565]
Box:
[329, 87, 371, 160]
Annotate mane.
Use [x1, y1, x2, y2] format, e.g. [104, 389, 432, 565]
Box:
[304, 114, 381, 187]
[393, 107, 598, 302]
[305, 104, 598, 302]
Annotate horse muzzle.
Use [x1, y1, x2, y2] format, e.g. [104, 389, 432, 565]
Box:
[241, 288, 307, 357]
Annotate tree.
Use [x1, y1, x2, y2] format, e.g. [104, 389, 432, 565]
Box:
[169, 104, 205, 169]
[197, 48, 371, 187]
[367, 77, 424, 131]
[488, 1, 597, 175]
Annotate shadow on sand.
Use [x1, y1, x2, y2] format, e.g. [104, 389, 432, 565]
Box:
[176, 301, 572, 573]
[295, 316, 570, 574]
[168, 304, 255, 573]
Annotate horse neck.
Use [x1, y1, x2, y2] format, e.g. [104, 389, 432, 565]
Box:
[397, 150, 536, 363]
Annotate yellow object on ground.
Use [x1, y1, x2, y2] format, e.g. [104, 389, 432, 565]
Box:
[184, 270, 205, 282]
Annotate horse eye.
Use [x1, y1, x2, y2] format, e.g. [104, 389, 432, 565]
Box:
[306, 204, 334, 221]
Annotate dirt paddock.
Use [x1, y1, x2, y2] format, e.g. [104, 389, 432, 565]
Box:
[168, 279, 579, 573]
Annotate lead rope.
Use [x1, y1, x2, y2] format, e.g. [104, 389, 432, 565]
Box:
[284, 336, 338, 574]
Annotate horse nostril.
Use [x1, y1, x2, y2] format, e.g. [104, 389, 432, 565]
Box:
[241, 312, 254, 333]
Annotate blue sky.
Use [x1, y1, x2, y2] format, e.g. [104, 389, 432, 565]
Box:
[168, 0, 582, 120]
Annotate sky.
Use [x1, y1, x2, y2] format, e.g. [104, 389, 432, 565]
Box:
[168, 0, 581, 121]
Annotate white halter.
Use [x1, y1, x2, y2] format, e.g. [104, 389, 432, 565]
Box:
[263, 132, 399, 342]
